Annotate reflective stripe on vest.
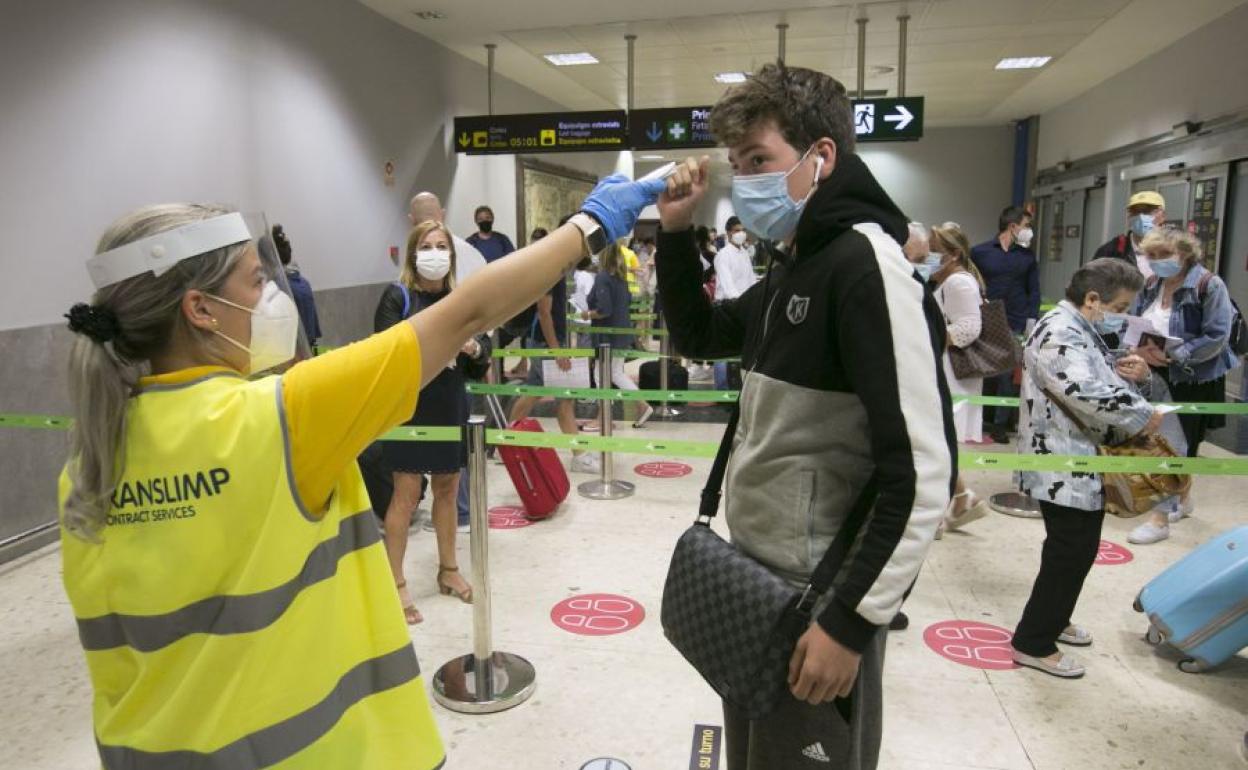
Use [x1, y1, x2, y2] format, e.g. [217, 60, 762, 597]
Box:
[96, 644, 421, 770]
[76, 509, 380, 652]
[60, 373, 444, 769]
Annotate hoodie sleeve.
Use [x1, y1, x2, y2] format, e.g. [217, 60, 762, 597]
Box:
[815, 238, 955, 653]
[656, 228, 757, 359]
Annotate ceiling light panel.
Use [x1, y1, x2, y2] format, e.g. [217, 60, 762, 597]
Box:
[995, 56, 1052, 70]
[544, 52, 600, 66]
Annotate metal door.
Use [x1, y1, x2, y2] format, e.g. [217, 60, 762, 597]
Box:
[1038, 190, 1086, 304]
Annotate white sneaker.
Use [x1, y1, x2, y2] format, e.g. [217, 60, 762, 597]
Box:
[1128, 521, 1170, 545]
[571, 453, 601, 474]
[633, 403, 655, 428]
[1167, 505, 1184, 524]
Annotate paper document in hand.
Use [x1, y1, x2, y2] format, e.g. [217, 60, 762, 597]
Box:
[1122, 315, 1182, 352]
[543, 358, 591, 389]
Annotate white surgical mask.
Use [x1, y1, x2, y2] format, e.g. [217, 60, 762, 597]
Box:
[1016, 227, 1034, 249]
[731, 146, 823, 242]
[415, 246, 451, 281]
[209, 281, 300, 374]
[730, 231, 748, 247]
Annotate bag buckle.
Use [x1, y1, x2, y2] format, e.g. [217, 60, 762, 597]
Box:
[695, 515, 713, 527]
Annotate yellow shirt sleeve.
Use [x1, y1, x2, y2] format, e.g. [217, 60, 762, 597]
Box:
[281, 322, 422, 513]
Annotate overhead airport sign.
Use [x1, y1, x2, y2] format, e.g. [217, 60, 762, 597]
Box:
[455, 97, 922, 156]
[851, 96, 924, 142]
[629, 97, 924, 150]
[629, 107, 716, 150]
[454, 110, 628, 155]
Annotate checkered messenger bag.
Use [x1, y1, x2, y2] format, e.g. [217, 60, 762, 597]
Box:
[660, 405, 879, 720]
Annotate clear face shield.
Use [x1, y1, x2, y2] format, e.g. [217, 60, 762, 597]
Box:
[246, 212, 313, 366]
[85, 211, 313, 374]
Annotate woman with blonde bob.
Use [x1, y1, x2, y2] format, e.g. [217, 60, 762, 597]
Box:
[57, 171, 660, 769]
[374, 220, 490, 623]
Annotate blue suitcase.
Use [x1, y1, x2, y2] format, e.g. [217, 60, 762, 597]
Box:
[1134, 526, 1248, 672]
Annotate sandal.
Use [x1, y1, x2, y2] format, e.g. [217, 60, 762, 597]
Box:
[395, 580, 422, 625]
[945, 490, 990, 532]
[437, 565, 473, 604]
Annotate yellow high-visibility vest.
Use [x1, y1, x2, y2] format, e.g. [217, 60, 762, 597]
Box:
[60, 371, 444, 769]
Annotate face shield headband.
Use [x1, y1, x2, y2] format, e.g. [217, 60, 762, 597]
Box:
[85, 213, 253, 289]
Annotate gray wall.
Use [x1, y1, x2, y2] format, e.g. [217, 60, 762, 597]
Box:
[858, 126, 1015, 246]
[1037, 2, 1248, 169]
[0, 0, 615, 556]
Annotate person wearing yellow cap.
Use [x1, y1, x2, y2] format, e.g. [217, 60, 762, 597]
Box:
[56, 171, 662, 769]
[1093, 191, 1167, 277]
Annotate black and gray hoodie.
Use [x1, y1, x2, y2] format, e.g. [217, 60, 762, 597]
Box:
[657, 153, 957, 653]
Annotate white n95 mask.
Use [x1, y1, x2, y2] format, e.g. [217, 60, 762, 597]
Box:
[208, 281, 300, 374]
[415, 247, 451, 281]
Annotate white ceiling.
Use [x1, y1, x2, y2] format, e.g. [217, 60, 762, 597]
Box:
[358, 0, 1246, 127]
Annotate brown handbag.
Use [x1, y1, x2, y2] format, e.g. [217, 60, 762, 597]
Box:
[1042, 388, 1191, 517]
[948, 299, 1023, 380]
[1097, 435, 1191, 517]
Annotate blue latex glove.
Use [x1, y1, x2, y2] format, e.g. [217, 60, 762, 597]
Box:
[580, 173, 668, 242]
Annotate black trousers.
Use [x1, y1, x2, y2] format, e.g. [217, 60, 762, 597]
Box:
[1012, 500, 1105, 657]
[723, 629, 886, 770]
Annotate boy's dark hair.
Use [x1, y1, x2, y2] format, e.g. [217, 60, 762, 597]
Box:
[998, 206, 1029, 233]
[725, 216, 742, 231]
[710, 62, 856, 155]
[474, 205, 494, 219]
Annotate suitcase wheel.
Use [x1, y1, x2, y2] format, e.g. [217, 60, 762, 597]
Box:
[1177, 658, 1206, 674]
[1145, 625, 1163, 646]
[1132, 596, 1143, 613]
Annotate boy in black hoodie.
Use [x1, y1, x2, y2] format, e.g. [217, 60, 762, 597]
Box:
[655, 63, 957, 770]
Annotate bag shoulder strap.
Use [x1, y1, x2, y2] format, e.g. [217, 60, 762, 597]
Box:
[805, 474, 879, 598]
[697, 405, 739, 519]
[1041, 385, 1096, 438]
[393, 282, 412, 319]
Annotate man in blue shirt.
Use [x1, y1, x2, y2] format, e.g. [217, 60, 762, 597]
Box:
[465, 205, 516, 263]
[971, 206, 1038, 443]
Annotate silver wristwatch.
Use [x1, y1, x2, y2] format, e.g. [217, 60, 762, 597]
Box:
[568, 212, 609, 257]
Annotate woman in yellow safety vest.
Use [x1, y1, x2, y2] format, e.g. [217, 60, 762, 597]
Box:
[58, 173, 660, 769]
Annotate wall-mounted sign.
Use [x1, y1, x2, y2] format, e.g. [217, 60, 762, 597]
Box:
[852, 97, 924, 142]
[629, 107, 716, 150]
[454, 110, 628, 155]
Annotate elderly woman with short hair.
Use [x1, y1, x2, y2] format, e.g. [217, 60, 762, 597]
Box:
[1012, 258, 1164, 679]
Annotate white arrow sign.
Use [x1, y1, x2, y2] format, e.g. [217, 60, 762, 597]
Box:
[884, 105, 914, 131]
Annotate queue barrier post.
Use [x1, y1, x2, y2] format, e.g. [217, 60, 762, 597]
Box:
[577, 344, 636, 500]
[654, 315, 681, 420]
[432, 416, 537, 713]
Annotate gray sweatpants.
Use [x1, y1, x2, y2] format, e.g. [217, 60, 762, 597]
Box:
[722, 628, 885, 770]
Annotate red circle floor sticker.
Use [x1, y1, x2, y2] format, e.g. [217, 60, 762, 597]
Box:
[1096, 540, 1134, 566]
[488, 506, 533, 530]
[551, 594, 645, 636]
[634, 461, 693, 478]
[924, 621, 1018, 670]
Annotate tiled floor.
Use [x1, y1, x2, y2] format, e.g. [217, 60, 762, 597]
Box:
[1, 417, 1245, 769]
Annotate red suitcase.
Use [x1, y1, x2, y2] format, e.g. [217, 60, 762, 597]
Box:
[498, 418, 570, 519]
